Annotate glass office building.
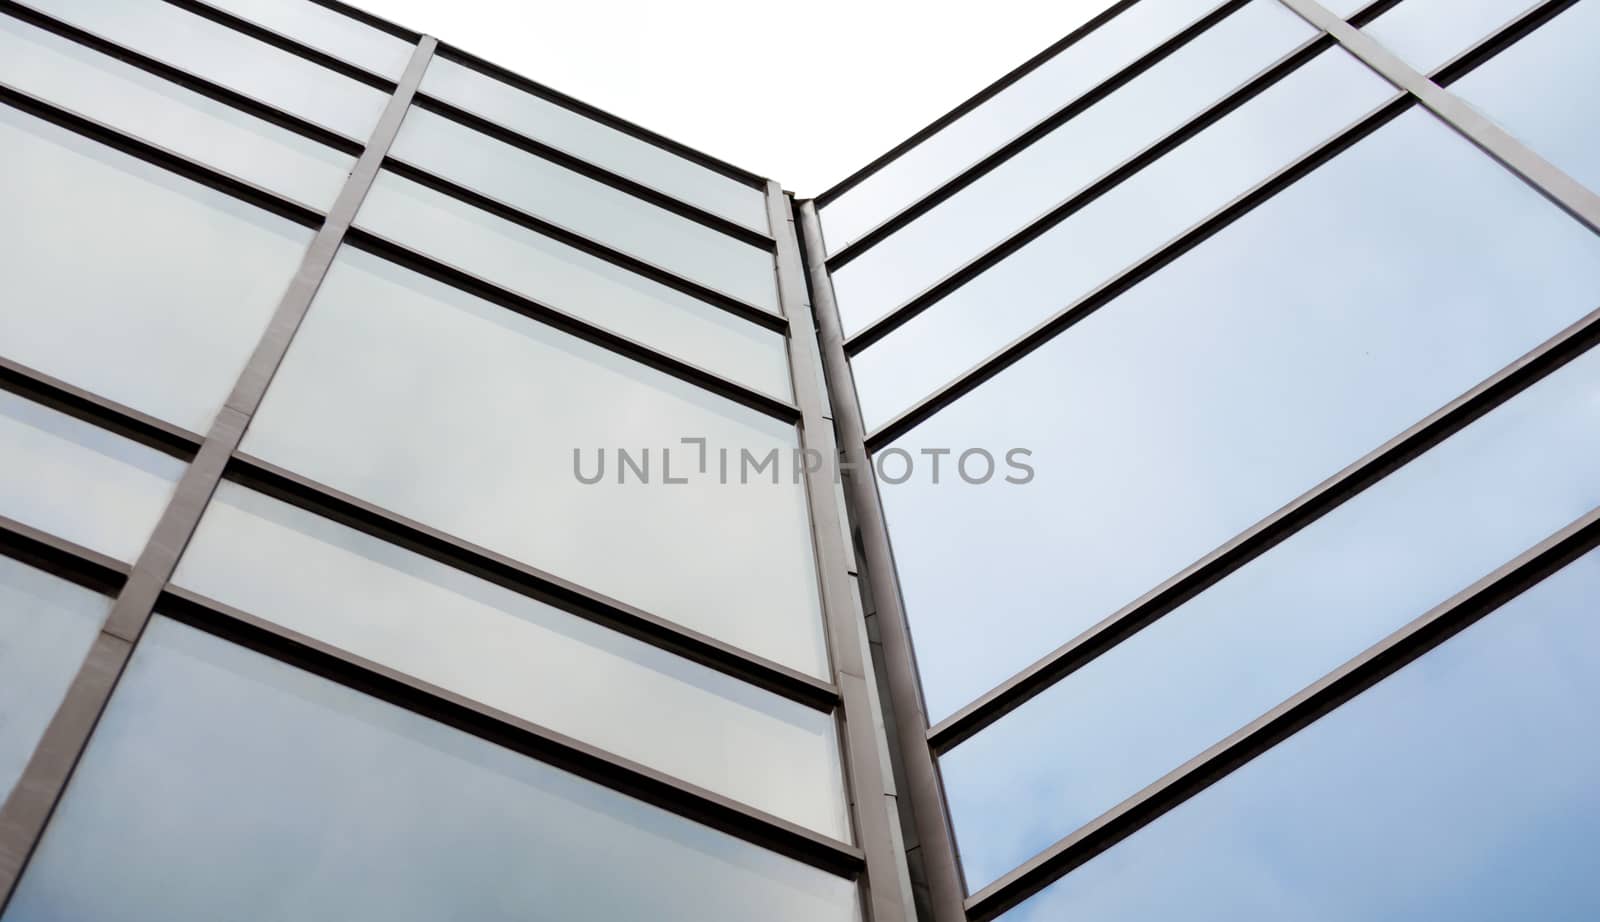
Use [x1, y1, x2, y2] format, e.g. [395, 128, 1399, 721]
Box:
[0, 0, 1596, 920]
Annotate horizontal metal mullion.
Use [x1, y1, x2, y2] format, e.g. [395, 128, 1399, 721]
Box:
[843, 32, 1333, 355]
[813, 0, 1145, 208]
[964, 506, 1600, 920]
[432, 43, 769, 192]
[413, 95, 774, 249]
[157, 0, 396, 91]
[862, 91, 1413, 452]
[0, 82, 325, 230]
[0, 514, 129, 596]
[341, 228, 800, 425]
[380, 157, 787, 332]
[224, 453, 841, 713]
[303, 0, 420, 43]
[0, 356, 203, 460]
[824, 0, 1251, 268]
[1429, 0, 1582, 87]
[0, 1, 365, 156]
[930, 301, 1600, 752]
[157, 585, 864, 879]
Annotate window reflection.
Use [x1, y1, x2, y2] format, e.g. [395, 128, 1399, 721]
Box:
[4, 616, 862, 922]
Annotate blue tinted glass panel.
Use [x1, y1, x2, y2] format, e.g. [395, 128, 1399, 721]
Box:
[0, 391, 184, 562]
[0, 557, 108, 804]
[203, 0, 413, 78]
[242, 249, 828, 678]
[818, 0, 1219, 253]
[851, 48, 1395, 431]
[389, 108, 779, 311]
[3, 616, 861, 922]
[882, 107, 1600, 722]
[831, 0, 1315, 334]
[945, 338, 1600, 887]
[1451, 0, 1600, 196]
[1001, 547, 1600, 920]
[1365, 0, 1535, 73]
[0, 15, 353, 210]
[421, 57, 769, 232]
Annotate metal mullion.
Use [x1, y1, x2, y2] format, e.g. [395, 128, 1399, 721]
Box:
[341, 228, 801, 425]
[1347, 0, 1404, 26]
[963, 506, 1600, 920]
[154, 584, 865, 878]
[930, 301, 1600, 752]
[842, 32, 1332, 355]
[433, 43, 769, 193]
[1278, 0, 1600, 234]
[413, 95, 775, 248]
[224, 454, 839, 712]
[0, 83, 325, 230]
[156, 0, 395, 91]
[1429, 0, 1582, 87]
[0, 37, 435, 909]
[863, 90, 1413, 451]
[768, 185, 917, 922]
[382, 156, 787, 332]
[0, 515, 129, 597]
[797, 201, 969, 922]
[0, 1, 365, 155]
[813, 0, 1145, 209]
[0, 356, 203, 460]
[824, 0, 1251, 268]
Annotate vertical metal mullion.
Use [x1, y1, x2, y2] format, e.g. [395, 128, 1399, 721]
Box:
[796, 200, 969, 922]
[0, 36, 438, 907]
[1276, 0, 1600, 234]
[766, 184, 918, 922]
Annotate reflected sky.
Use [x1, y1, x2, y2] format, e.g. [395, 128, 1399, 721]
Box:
[421, 57, 769, 231]
[1000, 548, 1600, 921]
[205, 0, 414, 79]
[390, 107, 779, 311]
[23, 0, 388, 140]
[0, 557, 107, 805]
[0, 104, 314, 433]
[174, 481, 850, 838]
[818, 0, 1219, 254]
[944, 337, 1600, 887]
[830, 0, 1313, 332]
[879, 106, 1600, 722]
[1364, 0, 1535, 74]
[242, 247, 830, 677]
[1450, 0, 1600, 198]
[3, 616, 861, 922]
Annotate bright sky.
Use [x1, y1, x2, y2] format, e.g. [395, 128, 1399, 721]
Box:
[346, 0, 1119, 197]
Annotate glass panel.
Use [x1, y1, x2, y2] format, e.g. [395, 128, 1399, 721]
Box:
[3, 616, 861, 922]
[173, 481, 849, 838]
[242, 248, 828, 678]
[25, 0, 388, 139]
[0, 557, 107, 803]
[819, 0, 1220, 252]
[1321, 0, 1371, 15]
[831, 0, 1315, 333]
[0, 105, 314, 431]
[202, 0, 413, 79]
[851, 48, 1394, 430]
[0, 15, 353, 210]
[356, 171, 793, 401]
[0, 391, 184, 562]
[1365, 0, 1536, 73]
[1000, 547, 1600, 921]
[944, 337, 1600, 888]
[421, 57, 769, 232]
[1451, 0, 1600, 197]
[390, 107, 778, 311]
[882, 107, 1600, 723]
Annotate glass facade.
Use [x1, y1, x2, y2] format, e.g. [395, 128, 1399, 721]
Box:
[2, 1, 1597, 920]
